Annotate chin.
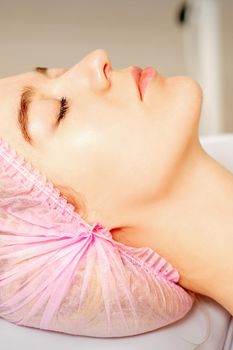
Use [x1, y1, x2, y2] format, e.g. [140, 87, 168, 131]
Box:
[176, 75, 203, 100]
[175, 76, 203, 119]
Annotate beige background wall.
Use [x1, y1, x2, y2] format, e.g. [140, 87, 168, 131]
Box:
[0, 0, 232, 134]
[221, 0, 233, 132]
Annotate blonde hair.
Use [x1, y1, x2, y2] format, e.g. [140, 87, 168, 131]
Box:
[54, 183, 88, 220]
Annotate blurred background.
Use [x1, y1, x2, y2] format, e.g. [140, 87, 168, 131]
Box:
[0, 0, 232, 135]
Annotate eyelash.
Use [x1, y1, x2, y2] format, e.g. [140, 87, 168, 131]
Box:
[58, 97, 69, 122]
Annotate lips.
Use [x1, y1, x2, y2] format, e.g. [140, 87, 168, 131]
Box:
[131, 66, 142, 93]
[131, 66, 157, 100]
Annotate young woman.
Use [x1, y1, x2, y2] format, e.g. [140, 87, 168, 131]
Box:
[0, 49, 232, 337]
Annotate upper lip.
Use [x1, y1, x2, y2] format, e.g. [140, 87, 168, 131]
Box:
[131, 66, 143, 99]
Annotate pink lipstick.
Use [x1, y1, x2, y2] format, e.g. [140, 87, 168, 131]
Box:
[138, 67, 157, 99]
[131, 66, 157, 100]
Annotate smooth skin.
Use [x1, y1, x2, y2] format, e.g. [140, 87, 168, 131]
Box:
[0, 49, 233, 315]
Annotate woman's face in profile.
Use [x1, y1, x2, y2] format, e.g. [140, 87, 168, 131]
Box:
[0, 49, 203, 227]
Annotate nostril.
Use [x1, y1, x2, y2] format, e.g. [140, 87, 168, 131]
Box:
[104, 63, 112, 82]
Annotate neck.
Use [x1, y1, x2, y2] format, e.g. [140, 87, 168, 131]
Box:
[113, 144, 233, 314]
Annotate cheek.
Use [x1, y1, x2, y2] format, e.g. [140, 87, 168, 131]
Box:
[70, 121, 166, 204]
[59, 120, 153, 206]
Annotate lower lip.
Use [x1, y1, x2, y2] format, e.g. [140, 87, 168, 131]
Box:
[139, 67, 157, 99]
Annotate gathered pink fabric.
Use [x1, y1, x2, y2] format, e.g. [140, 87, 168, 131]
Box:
[0, 137, 194, 337]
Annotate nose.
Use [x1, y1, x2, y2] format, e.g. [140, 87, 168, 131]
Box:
[68, 49, 112, 92]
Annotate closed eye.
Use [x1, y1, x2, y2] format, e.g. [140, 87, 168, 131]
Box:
[58, 97, 69, 122]
[33, 67, 69, 123]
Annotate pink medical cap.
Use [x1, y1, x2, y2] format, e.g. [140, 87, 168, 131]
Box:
[0, 137, 194, 338]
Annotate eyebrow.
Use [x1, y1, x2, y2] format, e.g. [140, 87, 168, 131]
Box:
[33, 66, 48, 75]
[17, 67, 49, 145]
[17, 86, 36, 146]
